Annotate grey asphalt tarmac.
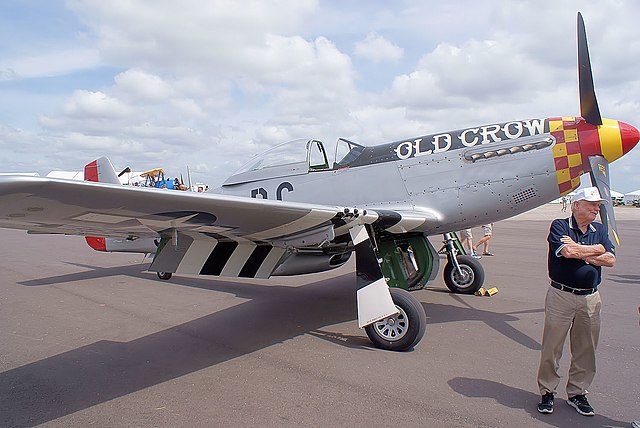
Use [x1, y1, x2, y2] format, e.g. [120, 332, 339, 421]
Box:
[1, 204, 638, 427]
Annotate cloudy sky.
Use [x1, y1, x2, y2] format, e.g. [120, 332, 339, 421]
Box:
[1, 0, 639, 191]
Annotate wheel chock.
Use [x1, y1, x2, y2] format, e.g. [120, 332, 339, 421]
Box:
[474, 287, 499, 297]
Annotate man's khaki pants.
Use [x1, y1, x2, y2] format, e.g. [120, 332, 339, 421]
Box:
[537, 286, 602, 397]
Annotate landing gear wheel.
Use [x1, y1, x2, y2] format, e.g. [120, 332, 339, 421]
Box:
[364, 288, 426, 351]
[157, 272, 172, 280]
[443, 255, 484, 294]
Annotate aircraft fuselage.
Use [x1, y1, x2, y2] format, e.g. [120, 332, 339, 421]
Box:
[215, 116, 638, 235]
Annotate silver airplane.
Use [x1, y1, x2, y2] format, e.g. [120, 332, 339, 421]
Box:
[0, 13, 637, 351]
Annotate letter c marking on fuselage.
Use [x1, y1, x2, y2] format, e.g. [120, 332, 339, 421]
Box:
[276, 182, 294, 200]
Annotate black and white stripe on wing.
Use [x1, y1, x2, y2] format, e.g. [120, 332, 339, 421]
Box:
[149, 207, 427, 282]
[151, 233, 286, 279]
[199, 240, 286, 278]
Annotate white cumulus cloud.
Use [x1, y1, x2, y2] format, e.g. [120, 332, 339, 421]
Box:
[354, 33, 404, 63]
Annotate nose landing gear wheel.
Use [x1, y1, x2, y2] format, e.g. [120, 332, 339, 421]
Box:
[364, 288, 426, 351]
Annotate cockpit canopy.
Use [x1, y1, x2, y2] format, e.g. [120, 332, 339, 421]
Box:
[223, 138, 365, 186]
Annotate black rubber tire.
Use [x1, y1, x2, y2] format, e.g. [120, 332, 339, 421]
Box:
[443, 255, 484, 294]
[157, 272, 172, 280]
[364, 288, 427, 351]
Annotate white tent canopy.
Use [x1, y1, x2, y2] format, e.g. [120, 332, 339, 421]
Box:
[623, 189, 640, 205]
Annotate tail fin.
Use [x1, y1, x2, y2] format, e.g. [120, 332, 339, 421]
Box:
[84, 157, 120, 184]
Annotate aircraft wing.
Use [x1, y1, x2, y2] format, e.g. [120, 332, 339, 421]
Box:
[0, 175, 381, 278]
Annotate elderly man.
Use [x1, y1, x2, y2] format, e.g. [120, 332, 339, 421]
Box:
[536, 187, 616, 416]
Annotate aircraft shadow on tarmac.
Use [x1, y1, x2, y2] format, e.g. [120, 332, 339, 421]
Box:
[448, 377, 628, 427]
[18, 261, 161, 288]
[4, 266, 360, 427]
[19, 261, 544, 352]
[4, 262, 543, 427]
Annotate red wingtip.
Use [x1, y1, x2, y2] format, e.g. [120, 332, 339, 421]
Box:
[85, 236, 107, 252]
[619, 121, 640, 155]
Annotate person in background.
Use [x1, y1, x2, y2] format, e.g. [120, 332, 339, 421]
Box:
[460, 228, 480, 258]
[473, 224, 494, 256]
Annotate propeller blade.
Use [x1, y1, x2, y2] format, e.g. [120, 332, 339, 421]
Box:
[577, 12, 603, 126]
[588, 155, 619, 246]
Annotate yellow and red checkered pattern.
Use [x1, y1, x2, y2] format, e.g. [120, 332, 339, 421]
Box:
[549, 117, 583, 195]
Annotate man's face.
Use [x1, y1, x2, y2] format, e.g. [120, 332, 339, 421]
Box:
[573, 200, 601, 222]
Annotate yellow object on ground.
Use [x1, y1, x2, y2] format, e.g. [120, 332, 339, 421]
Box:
[474, 287, 499, 297]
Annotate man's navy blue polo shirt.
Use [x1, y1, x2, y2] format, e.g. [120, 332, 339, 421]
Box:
[547, 215, 616, 289]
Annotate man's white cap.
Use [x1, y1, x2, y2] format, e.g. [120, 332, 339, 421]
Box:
[572, 186, 607, 203]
